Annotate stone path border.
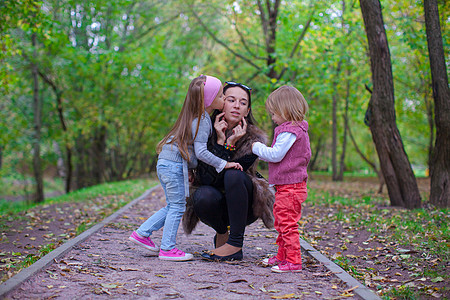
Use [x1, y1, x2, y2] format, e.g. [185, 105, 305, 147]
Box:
[0, 185, 381, 299]
[0, 186, 156, 298]
[300, 239, 381, 300]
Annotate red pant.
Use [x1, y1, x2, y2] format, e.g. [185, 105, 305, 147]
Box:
[273, 181, 307, 265]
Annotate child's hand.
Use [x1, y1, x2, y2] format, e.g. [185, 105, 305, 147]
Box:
[214, 112, 228, 144]
[188, 170, 195, 183]
[225, 162, 243, 171]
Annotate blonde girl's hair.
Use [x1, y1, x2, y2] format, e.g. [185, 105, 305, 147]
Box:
[156, 75, 206, 161]
[266, 85, 308, 123]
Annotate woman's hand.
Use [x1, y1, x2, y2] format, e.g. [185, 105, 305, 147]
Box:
[224, 162, 243, 171]
[214, 112, 228, 145]
[227, 117, 247, 145]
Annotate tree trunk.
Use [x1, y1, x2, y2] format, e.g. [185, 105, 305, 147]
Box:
[256, 0, 280, 79]
[37, 70, 73, 193]
[55, 91, 73, 193]
[31, 32, 44, 203]
[345, 116, 384, 193]
[91, 126, 107, 184]
[338, 75, 350, 181]
[308, 134, 324, 172]
[332, 60, 343, 181]
[424, 0, 450, 207]
[424, 83, 434, 175]
[360, 0, 421, 208]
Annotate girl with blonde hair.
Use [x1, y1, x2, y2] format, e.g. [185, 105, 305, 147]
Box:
[252, 85, 311, 272]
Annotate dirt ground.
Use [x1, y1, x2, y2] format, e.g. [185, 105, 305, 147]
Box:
[1, 176, 447, 299]
[4, 187, 356, 299]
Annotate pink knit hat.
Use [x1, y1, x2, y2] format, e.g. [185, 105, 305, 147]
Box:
[203, 75, 222, 108]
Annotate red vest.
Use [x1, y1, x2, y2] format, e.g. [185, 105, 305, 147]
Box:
[268, 121, 311, 185]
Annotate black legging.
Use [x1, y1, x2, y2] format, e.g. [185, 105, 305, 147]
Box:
[192, 169, 257, 248]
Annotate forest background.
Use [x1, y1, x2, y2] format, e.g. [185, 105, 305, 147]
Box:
[0, 0, 448, 206]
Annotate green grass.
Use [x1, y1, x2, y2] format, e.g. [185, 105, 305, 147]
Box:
[0, 176, 64, 198]
[0, 178, 157, 215]
[382, 286, 419, 300]
[20, 243, 57, 268]
[333, 256, 365, 280]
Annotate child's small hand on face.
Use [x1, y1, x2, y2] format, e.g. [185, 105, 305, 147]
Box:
[214, 112, 228, 144]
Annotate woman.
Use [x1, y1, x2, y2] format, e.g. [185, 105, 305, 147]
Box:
[183, 81, 275, 261]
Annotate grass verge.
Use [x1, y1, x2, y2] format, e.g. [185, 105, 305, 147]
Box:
[0, 178, 155, 216]
[304, 186, 449, 299]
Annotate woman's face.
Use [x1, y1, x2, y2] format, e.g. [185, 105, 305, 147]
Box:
[223, 87, 250, 126]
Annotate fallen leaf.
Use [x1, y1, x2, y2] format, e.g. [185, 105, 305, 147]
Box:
[343, 286, 358, 293]
[119, 267, 140, 271]
[100, 283, 118, 289]
[229, 279, 247, 283]
[197, 286, 216, 290]
[270, 293, 296, 299]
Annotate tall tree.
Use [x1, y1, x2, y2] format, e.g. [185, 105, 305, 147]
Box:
[424, 0, 450, 207]
[30, 31, 44, 203]
[359, 0, 421, 208]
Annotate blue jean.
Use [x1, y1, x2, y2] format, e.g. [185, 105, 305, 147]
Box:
[136, 159, 186, 250]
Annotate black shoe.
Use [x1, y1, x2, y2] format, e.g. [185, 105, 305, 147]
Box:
[201, 249, 243, 261]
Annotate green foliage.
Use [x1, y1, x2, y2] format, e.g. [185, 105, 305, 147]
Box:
[0, 0, 439, 198]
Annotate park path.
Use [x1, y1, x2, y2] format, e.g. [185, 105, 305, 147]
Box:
[4, 186, 365, 299]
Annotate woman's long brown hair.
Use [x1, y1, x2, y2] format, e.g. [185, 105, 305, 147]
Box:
[156, 75, 206, 161]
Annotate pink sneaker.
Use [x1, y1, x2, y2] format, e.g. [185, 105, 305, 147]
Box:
[271, 261, 302, 273]
[159, 248, 194, 261]
[261, 256, 283, 267]
[129, 231, 159, 252]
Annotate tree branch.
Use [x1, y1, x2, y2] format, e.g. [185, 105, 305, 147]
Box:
[222, 11, 265, 60]
[277, 9, 315, 80]
[189, 7, 261, 71]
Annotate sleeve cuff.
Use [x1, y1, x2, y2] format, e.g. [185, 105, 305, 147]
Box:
[216, 159, 227, 173]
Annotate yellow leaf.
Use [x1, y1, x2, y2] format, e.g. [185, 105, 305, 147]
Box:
[156, 274, 165, 278]
[29, 237, 36, 241]
[270, 293, 296, 299]
[47, 285, 53, 289]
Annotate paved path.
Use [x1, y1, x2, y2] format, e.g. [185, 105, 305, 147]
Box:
[1, 186, 380, 299]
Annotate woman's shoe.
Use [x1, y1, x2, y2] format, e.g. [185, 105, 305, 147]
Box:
[201, 249, 243, 261]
